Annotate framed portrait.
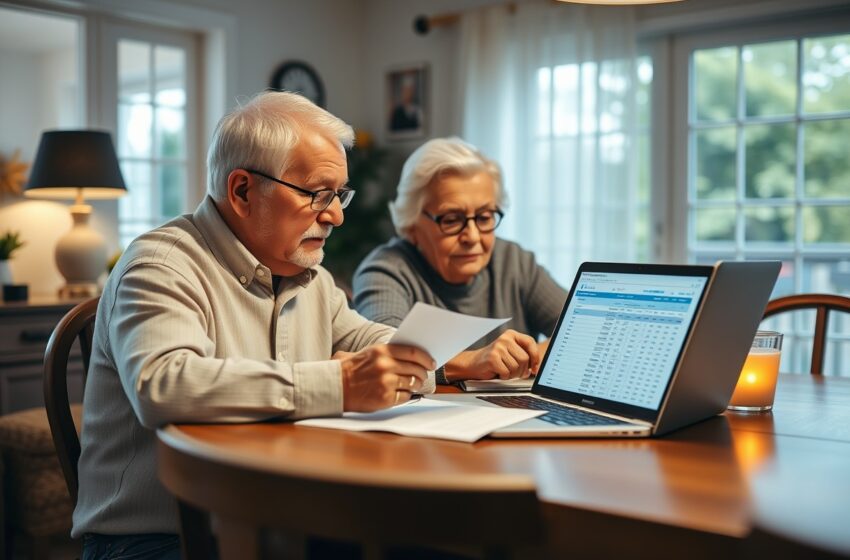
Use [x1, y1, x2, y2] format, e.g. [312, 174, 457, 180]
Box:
[386, 63, 428, 140]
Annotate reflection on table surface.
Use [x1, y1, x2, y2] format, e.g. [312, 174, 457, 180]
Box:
[166, 374, 850, 556]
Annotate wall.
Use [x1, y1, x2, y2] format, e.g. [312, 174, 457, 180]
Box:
[0, 0, 368, 296]
[0, 44, 82, 295]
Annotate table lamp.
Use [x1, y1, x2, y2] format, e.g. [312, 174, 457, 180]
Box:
[25, 130, 126, 298]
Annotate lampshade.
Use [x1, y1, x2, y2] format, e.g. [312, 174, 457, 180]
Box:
[25, 130, 126, 200]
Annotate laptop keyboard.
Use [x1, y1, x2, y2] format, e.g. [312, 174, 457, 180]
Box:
[478, 395, 631, 427]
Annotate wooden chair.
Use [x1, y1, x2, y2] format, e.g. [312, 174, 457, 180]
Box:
[157, 426, 544, 560]
[0, 297, 97, 559]
[43, 296, 99, 505]
[762, 294, 850, 375]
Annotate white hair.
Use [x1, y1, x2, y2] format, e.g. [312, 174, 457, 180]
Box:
[207, 91, 354, 201]
[389, 137, 506, 239]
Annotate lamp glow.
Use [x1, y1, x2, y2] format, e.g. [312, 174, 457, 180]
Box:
[25, 130, 126, 298]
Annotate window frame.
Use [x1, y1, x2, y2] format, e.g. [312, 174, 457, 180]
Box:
[99, 20, 200, 247]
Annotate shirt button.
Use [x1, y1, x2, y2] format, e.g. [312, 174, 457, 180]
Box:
[239, 275, 247, 284]
[257, 269, 265, 277]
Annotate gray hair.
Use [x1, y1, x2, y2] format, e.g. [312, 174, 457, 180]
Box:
[389, 137, 506, 239]
[207, 91, 354, 201]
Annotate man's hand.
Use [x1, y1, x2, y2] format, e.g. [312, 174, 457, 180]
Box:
[445, 330, 540, 381]
[337, 344, 435, 412]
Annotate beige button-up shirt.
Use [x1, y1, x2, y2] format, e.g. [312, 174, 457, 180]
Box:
[73, 196, 397, 536]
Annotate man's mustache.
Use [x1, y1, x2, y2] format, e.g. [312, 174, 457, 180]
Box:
[301, 225, 333, 240]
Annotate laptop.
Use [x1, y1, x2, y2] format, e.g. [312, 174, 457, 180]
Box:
[430, 261, 780, 438]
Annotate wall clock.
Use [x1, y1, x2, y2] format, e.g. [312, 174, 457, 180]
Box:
[270, 61, 326, 108]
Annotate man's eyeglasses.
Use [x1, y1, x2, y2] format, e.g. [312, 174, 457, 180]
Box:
[245, 169, 355, 212]
[422, 209, 504, 236]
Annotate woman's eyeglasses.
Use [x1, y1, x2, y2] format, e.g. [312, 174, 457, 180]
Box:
[245, 169, 355, 212]
[422, 209, 504, 236]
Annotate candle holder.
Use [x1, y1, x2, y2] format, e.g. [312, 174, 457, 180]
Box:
[728, 331, 783, 412]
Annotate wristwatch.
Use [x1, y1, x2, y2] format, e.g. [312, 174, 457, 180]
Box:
[435, 365, 449, 385]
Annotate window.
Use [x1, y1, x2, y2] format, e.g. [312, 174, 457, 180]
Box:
[522, 55, 652, 284]
[100, 24, 199, 249]
[685, 31, 850, 375]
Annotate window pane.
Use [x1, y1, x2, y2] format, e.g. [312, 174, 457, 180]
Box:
[803, 33, 850, 114]
[536, 68, 552, 137]
[599, 59, 628, 133]
[695, 127, 736, 200]
[744, 206, 794, 243]
[743, 40, 796, 117]
[118, 103, 152, 158]
[695, 207, 736, 242]
[637, 57, 653, 129]
[118, 40, 150, 103]
[804, 119, 850, 198]
[694, 47, 738, 122]
[803, 206, 850, 243]
[159, 164, 185, 218]
[745, 123, 795, 199]
[155, 107, 185, 159]
[801, 259, 850, 295]
[119, 161, 153, 222]
[154, 45, 186, 107]
[553, 64, 580, 136]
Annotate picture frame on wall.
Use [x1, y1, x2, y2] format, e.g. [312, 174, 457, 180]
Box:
[386, 63, 428, 140]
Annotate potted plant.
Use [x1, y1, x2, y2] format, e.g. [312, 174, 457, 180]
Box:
[0, 230, 24, 287]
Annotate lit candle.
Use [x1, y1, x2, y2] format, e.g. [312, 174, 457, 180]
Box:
[728, 331, 783, 412]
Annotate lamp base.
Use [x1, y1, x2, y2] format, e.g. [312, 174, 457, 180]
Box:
[55, 203, 107, 296]
[58, 282, 100, 299]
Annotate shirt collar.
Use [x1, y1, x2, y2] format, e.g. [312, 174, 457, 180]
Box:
[192, 196, 317, 291]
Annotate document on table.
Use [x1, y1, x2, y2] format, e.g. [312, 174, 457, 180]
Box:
[459, 377, 535, 392]
[389, 302, 510, 368]
[295, 398, 544, 443]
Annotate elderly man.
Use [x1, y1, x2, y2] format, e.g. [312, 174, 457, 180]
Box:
[73, 91, 434, 559]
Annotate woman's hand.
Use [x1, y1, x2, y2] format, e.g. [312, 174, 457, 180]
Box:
[337, 344, 434, 412]
[445, 330, 540, 381]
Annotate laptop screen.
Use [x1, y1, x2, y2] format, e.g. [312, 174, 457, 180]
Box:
[535, 265, 710, 420]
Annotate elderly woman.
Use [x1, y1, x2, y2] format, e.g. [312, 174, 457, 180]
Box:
[353, 137, 567, 384]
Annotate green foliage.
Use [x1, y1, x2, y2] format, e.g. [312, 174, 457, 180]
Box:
[322, 142, 395, 286]
[0, 230, 24, 260]
[693, 35, 850, 246]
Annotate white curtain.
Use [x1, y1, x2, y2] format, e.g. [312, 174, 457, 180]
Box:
[458, 3, 643, 286]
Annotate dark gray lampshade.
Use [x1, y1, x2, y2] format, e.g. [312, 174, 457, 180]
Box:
[25, 130, 127, 200]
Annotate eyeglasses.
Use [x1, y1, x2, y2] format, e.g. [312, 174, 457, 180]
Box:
[245, 169, 355, 212]
[422, 208, 504, 236]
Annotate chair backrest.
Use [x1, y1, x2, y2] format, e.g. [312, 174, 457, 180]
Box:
[157, 427, 543, 560]
[762, 293, 850, 375]
[43, 296, 99, 507]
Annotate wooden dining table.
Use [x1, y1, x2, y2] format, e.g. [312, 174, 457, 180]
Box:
[159, 374, 850, 558]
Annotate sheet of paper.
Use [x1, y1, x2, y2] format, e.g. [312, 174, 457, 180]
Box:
[459, 377, 535, 393]
[295, 398, 543, 443]
[389, 302, 510, 368]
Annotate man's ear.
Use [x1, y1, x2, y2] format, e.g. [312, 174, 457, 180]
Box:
[227, 169, 252, 218]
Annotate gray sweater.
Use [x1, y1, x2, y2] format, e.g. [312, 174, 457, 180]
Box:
[353, 237, 568, 350]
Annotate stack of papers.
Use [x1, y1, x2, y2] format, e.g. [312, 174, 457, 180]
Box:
[296, 398, 543, 443]
[459, 377, 535, 393]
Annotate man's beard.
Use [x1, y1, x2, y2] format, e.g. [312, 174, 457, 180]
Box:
[288, 223, 333, 269]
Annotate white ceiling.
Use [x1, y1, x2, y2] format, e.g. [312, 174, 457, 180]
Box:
[0, 8, 78, 53]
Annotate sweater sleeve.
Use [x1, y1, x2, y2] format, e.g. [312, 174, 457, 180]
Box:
[520, 251, 569, 339]
[352, 256, 414, 329]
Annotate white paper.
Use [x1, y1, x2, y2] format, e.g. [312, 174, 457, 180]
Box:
[389, 302, 510, 368]
[296, 398, 544, 443]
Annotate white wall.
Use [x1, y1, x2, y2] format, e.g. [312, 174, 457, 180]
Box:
[0, 45, 82, 295]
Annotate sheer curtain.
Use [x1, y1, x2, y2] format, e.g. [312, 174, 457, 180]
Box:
[458, 3, 644, 286]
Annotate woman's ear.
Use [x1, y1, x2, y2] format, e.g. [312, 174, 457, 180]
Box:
[227, 169, 252, 218]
